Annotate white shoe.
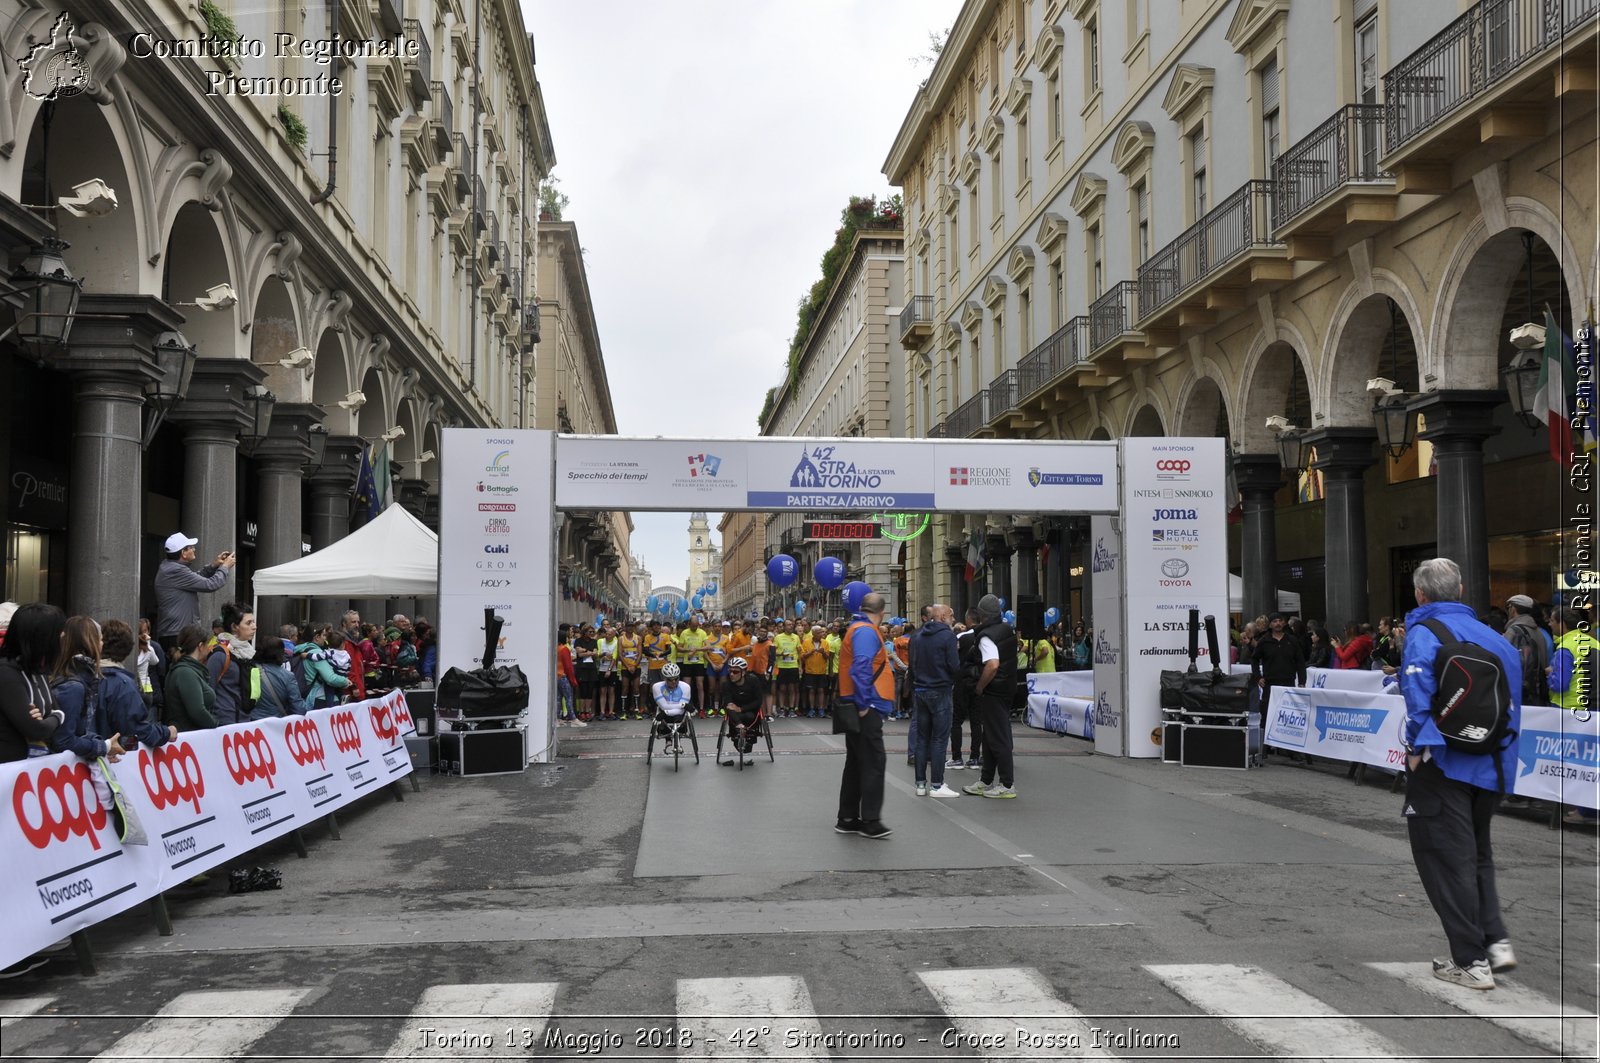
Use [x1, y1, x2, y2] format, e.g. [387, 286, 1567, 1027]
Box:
[983, 784, 1018, 799]
[915, 782, 929, 797]
[571, 718, 587, 728]
[928, 784, 961, 798]
[1432, 958, 1495, 990]
[961, 781, 990, 796]
[1487, 940, 1517, 973]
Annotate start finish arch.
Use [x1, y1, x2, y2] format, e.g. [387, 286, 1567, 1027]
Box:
[437, 433, 1228, 765]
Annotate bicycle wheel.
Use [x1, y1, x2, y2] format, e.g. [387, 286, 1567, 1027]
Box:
[645, 724, 654, 766]
[688, 715, 700, 764]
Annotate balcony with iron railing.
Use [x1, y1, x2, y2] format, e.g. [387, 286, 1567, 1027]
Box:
[925, 421, 947, 439]
[1383, 0, 1599, 183]
[403, 20, 430, 104]
[483, 212, 501, 261]
[1016, 316, 1101, 412]
[451, 133, 470, 201]
[1271, 104, 1395, 252]
[429, 82, 452, 154]
[473, 175, 487, 233]
[1088, 280, 1149, 362]
[898, 295, 934, 348]
[985, 369, 1023, 431]
[945, 389, 998, 439]
[1135, 181, 1287, 332]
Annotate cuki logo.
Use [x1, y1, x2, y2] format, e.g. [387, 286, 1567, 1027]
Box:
[138, 741, 205, 814]
[369, 702, 399, 744]
[284, 717, 327, 769]
[13, 761, 107, 850]
[330, 709, 363, 754]
[222, 728, 278, 787]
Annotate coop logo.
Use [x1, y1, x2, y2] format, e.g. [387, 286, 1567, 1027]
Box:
[19, 13, 89, 102]
[476, 482, 518, 495]
[686, 453, 722, 478]
[1153, 508, 1198, 521]
[484, 543, 510, 554]
[284, 717, 327, 769]
[485, 518, 510, 534]
[484, 450, 512, 476]
[478, 503, 516, 512]
[330, 709, 363, 754]
[1094, 630, 1118, 664]
[13, 762, 106, 850]
[1027, 468, 1105, 488]
[369, 702, 400, 744]
[391, 697, 415, 733]
[222, 728, 278, 788]
[1094, 692, 1121, 729]
[137, 742, 204, 814]
[949, 466, 1010, 487]
[1155, 459, 1192, 480]
[1091, 537, 1118, 573]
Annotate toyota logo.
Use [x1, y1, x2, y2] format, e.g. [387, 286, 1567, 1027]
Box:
[369, 703, 399, 744]
[284, 718, 327, 769]
[222, 728, 278, 787]
[138, 741, 205, 814]
[1160, 558, 1190, 578]
[330, 710, 363, 754]
[1155, 460, 1192, 473]
[12, 762, 107, 850]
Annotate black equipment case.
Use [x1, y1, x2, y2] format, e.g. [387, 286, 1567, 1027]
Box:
[1159, 611, 1260, 769]
[436, 609, 530, 722]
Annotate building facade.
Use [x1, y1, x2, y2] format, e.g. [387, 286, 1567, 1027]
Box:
[0, 0, 553, 634]
[534, 219, 629, 624]
[886, 0, 1597, 629]
[718, 510, 765, 621]
[759, 228, 908, 617]
[683, 511, 720, 614]
[628, 554, 652, 615]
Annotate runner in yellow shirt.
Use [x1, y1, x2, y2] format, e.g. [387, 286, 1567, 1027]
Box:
[642, 620, 675, 715]
[801, 624, 830, 718]
[679, 618, 710, 711]
[617, 625, 643, 719]
[773, 620, 802, 717]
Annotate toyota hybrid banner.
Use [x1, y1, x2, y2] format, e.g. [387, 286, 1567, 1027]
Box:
[1, 691, 415, 969]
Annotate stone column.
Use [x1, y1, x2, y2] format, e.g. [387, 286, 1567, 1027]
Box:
[1233, 454, 1284, 621]
[168, 359, 263, 625]
[56, 295, 183, 626]
[304, 435, 363, 625]
[251, 403, 319, 634]
[944, 543, 968, 619]
[1306, 428, 1378, 632]
[1411, 390, 1503, 615]
[985, 528, 1013, 605]
[1043, 522, 1066, 617]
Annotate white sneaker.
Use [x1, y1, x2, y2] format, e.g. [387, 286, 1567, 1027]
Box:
[571, 717, 587, 728]
[961, 781, 990, 796]
[914, 782, 929, 797]
[983, 785, 1018, 799]
[1432, 958, 1495, 990]
[1487, 940, 1517, 973]
[928, 783, 961, 798]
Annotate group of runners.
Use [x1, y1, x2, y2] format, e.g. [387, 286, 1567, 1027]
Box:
[560, 615, 866, 722]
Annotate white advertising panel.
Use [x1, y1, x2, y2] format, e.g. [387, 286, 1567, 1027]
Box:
[1025, 671, 1095, 738]
[439, 429, 555, 763]
[1513, 705, 1600, 808]
[931, 441, 1119, 512]
[2, 693, 415, 969]
[1119, 438, 1229, 759]
[554, 437, 749, 510]
[1090, 514, 1126, 756]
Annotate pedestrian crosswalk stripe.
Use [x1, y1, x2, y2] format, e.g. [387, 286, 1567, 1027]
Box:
[1368, 961, 1599, 1058]
[1, 996, 55, 1029]
[1147, 963, 1425, 1063]
[676, 975, 823, 1059]
[380, 983, 559, 1060]
[89, 988, 312, 1063]
[918, 967, 1119, 1059]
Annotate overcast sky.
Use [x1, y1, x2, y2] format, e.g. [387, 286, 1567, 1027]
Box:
[527, 0, 963, 590]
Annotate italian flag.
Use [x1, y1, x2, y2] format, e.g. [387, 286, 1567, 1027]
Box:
[1532, 308, 1576, 464]
[963, 531, 985, 583]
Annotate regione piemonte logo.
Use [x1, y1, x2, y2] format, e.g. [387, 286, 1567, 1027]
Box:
[19, 13, 89, 102]
[950, 467, 969, 486]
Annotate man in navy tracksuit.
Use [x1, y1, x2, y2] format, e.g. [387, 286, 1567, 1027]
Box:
[1400, 557, 1522, 991]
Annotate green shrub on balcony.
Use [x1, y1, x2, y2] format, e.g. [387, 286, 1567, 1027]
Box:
[277, 104, 308, 152]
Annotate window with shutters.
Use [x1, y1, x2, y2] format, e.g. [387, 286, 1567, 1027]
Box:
[1135, 180, 1150, 263]
[1260, 58, 1281, 170]
[1189, 130, 1207, 221]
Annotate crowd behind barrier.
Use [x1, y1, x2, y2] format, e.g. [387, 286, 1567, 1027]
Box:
[2, 690, 416, 969]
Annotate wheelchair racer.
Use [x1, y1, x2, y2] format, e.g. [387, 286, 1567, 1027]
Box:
[650, 662, 696, 753]
[719, 656, 767, 766]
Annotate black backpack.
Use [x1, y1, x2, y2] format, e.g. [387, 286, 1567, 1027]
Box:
[1421, 619, 1516, 786]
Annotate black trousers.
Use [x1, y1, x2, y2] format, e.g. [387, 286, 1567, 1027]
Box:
[1405, 759, 1507, 967]
[977, 692, 1013, 787]
[951, 685, 982, 761]
[838, 708, 886, 824]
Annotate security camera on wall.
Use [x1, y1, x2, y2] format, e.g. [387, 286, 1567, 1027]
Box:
[336, 390, 367, 411]
[1509, 322, 1546, 350]
[278, 347, 314, 373]
[57, 179, 119, 217]
[1366, 377, 1399, 397]
[1264, 414, 1295, 435]
[192, 283, 237, 311]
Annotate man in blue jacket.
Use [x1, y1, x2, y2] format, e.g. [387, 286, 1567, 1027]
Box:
[909, 603, 961, 798]
[1401, 557, 1522, 991]
[836, 593, 894, 839]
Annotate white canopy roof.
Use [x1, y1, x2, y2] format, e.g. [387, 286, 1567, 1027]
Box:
[253, 503, 438, 597]
[1228, 572, 1303, 615]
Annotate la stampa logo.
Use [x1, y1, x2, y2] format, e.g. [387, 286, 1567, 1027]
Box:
[20, 13, 89, 102]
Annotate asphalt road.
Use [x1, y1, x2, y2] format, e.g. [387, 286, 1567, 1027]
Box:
[2, 715, 1597, 1061]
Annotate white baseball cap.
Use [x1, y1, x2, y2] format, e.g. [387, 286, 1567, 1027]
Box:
[164, 532, 199, 553]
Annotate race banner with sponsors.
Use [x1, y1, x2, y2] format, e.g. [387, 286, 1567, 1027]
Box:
[1090, 514, 1126, 756]
[2, 692, 415, 970]
[1510, 705, 1598, 808]
[1025, 671, 1095, 739]
[1119, 438, 1229, 759]
[931, 442, 1119, 513]
[440, 428, 554, 763]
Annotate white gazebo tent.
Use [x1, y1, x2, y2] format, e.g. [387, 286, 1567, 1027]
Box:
[253, 503, 438, 599]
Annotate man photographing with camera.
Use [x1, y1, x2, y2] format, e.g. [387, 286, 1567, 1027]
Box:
[153, 532, 236, 657]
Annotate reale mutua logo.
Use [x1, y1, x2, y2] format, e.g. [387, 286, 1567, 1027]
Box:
[19, 13, 89, 101]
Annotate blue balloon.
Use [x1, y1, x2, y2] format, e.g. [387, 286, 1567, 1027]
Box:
[998, 597, 1007, 610]
[646, 595, 658, 612]
[813, 556, 847, 590]
[767, 553, 799, 587]
[1044, 606, 1061, 627]
[842, 581, 872, 613]
[794, 600, 806, 618]
[1003, 610, 1016, 626]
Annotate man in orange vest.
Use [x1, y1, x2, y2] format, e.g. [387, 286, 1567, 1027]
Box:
[835, 592, 895, 840]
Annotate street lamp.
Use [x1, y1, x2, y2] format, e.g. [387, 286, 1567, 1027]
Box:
[1266, 415, 1307, 472]
[241, 384, 277, 452]
[1368, 378, 1414, 460]
[141, 330, 198, 448]
[306, 422, 330, 472]
[2, 238, 83, 362]
[1500, 348, 1544, 430]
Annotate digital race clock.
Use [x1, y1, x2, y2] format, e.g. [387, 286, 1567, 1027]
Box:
[804, 520, 882, 541]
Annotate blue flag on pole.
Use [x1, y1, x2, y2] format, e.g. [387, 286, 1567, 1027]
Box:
[354, 443, 379, 521]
